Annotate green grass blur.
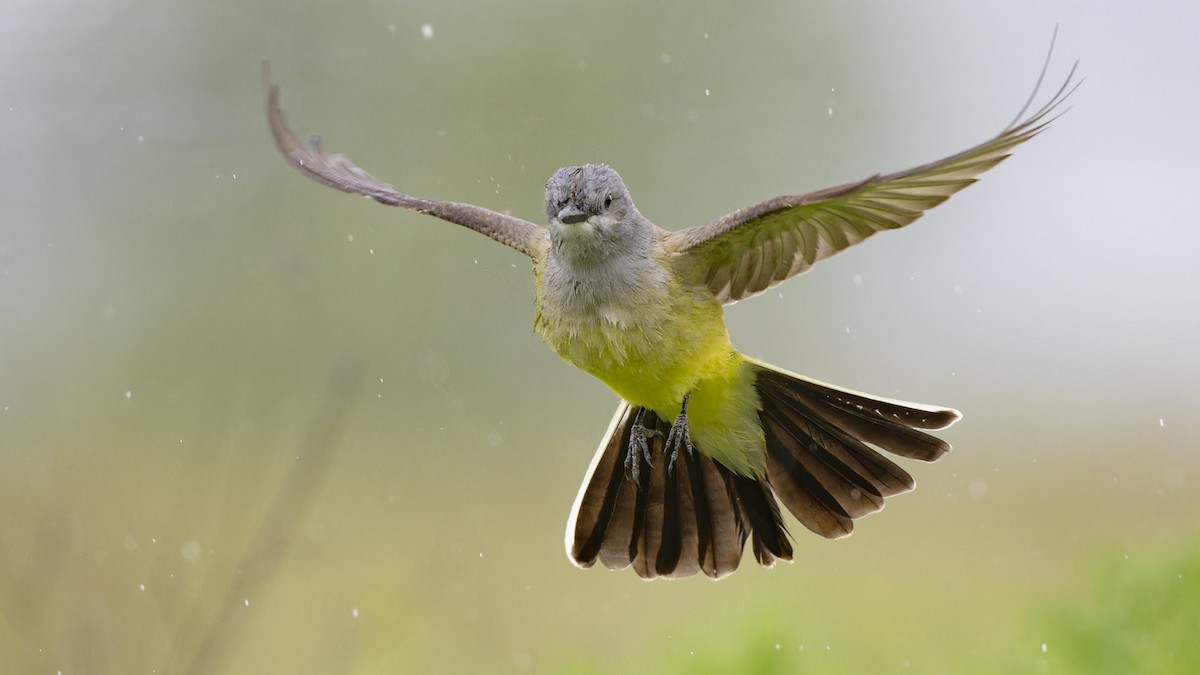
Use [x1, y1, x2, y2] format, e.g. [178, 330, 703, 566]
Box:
[1035, 545, 1200, 674]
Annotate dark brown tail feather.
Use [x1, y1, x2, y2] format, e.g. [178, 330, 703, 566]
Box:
[565, 370, 957, 579]
[566, 403, 789, 580]
[754, 363, 959, 539]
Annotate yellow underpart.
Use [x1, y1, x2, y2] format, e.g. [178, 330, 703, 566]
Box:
[679, 356, 766, 477]
[534, 263, 767, 477]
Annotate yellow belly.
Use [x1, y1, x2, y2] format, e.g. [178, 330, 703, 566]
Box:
[533, 270, 766, 476]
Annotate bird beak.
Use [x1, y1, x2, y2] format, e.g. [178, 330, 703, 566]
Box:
[557, 204, 588, 224]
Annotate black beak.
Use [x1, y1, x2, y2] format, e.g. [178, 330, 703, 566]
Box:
[558, 204, 588, 224]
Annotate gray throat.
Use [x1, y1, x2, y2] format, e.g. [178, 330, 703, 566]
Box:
[543, 216, 669, 311]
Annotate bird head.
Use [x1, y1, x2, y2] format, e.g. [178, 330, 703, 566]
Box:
[544, 164, 645, 259]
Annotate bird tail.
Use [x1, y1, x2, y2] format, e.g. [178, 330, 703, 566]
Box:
[564, 361, 959, 580]
[565, 401, 791, 580]
[749, 359, 959, 540]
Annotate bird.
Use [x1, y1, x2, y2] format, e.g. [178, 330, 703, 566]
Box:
[264, 47, 1077, 580]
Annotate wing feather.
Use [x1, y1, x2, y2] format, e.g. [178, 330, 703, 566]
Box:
[263, 64, 548, 260]
[669, 54, 1079, 304]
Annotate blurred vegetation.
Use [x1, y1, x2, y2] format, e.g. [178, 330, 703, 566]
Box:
[1034, 544, 1200, 674]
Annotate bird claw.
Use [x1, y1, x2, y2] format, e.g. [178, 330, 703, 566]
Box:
[665, 394, 693, 477]
[625, 408, 654, 488]
[626, 396, 693, 486]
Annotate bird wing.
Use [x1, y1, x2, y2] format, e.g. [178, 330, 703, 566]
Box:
[667, 57, 1080, 304]
[264, 67, 548, 260]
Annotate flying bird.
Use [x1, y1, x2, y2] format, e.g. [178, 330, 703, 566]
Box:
[265, 47, 1077, 580]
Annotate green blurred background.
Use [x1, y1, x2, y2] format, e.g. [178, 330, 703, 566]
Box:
[2, 0, 1197, 672]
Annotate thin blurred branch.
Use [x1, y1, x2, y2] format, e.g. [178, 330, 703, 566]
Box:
[167, 361, 365, 674]
[0, 513, 80, 672]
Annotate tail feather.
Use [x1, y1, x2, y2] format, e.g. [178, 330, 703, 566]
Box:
[755, 362, 959, 539]
[763, 362, 959, 462]
[726, 472, 793, 566]
[688, 445, 747, 577]
[629, 423, 666, 578]
[804, 397, 953, 462]
[763, 388, 911, 498]
[566, 403, 779, 580]
[568, 403, 634, 568]
[565, 364, 958, 579]
[760, 408, 858, 538]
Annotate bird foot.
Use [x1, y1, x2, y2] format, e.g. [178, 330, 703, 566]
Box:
[664, 394, 693, 477]
[625, 396, 693, 488]
[625, 407, 656, 489]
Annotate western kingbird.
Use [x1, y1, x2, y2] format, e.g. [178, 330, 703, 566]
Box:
[264, 51, 1077, 579]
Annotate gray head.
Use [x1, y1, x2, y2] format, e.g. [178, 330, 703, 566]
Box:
[544, 164, 635, 223]
[544, 164, 647, 260]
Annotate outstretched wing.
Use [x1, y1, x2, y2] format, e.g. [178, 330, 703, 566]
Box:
[264, 65, 548, 260]
[668, 54, 1080, 304]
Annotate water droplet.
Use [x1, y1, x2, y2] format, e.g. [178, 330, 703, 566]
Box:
[180, 539, 202, 563]
[968, 478, 987, 500]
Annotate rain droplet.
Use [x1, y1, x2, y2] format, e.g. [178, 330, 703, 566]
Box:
[180, 539, 202, 563]
[968, 478, 988, 500]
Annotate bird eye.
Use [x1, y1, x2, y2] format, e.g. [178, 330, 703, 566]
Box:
[604, 193, 613, 209]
